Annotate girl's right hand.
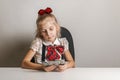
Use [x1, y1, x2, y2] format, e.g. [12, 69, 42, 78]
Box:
[43, 65, 57, 72]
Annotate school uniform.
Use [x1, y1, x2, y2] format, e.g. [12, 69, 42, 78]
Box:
[30, 37, 69, 64]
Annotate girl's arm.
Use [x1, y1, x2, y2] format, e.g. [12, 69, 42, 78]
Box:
[64, 50, 75, 68]
[21, 49, 57, 71]
[21, 49, 44, 70]
[56, 50, 75, 72]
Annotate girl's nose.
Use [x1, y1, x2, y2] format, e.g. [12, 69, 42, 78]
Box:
[46, 30, 51, 36]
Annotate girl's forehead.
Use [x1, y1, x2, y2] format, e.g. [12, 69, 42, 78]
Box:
[41, 17, 56, 29]
[43, 17, 55, 24]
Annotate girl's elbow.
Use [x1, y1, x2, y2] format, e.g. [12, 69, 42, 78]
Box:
[71, 60, 75, 68]
[21, 60, 28, 68]
[21, 61, 25, 68]
[72, 61, 75, 68]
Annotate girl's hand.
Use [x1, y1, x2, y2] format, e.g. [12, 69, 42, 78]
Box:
[43, 65, 57, 72]
[55, 64, 67, 72]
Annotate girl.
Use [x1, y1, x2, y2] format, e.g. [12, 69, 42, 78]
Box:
[21, 7, 75, 72]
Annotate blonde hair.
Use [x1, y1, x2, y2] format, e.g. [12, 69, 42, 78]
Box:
[36, 14, 61, 39]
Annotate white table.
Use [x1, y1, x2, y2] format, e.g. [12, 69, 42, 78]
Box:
[0, 67, 120, 80]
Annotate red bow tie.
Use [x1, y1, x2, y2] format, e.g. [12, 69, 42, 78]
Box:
[46, 45, 64, 61]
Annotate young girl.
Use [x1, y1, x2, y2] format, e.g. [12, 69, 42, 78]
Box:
[21, 7, 75, 72]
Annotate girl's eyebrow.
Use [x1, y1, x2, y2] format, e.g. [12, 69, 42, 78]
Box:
[42, 24, 54, 29]
[41, 26, 48, 30]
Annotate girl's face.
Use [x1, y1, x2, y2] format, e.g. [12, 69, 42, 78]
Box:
[40, 17, 58, 43]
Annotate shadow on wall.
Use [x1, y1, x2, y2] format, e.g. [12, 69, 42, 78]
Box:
[0, 37, 32, 67]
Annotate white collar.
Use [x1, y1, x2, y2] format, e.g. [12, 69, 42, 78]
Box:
[42, 38, 61, 46]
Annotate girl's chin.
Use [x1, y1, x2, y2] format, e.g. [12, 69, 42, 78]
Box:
[48, 38, 56, 42]
[43, 37, 56, 42]
[48, 39, 54, 42]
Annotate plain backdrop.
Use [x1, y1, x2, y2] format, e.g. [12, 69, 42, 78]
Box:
[0, 0, 120, 67]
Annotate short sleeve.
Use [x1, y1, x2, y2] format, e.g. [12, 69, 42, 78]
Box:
[61, 38, 69, 51]
[30, 38, 41, 52]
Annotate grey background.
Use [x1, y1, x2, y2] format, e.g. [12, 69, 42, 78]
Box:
[0, 0, 120, 67]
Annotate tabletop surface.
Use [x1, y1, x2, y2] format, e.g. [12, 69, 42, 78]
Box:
[0, 67, 120, 80]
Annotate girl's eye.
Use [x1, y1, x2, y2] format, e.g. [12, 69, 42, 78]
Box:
[41, 30, 46, 32]
[50, 28, 53, 31]
[50, 27, 54, 31]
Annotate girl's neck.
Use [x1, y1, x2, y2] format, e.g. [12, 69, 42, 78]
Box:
[44, 38, 57, 44]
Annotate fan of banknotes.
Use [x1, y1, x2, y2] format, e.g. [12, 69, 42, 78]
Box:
[42, 60, 65, 66]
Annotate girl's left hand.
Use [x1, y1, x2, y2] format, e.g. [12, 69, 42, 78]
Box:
[43, 65, 57, 72]
[55, 64, 67, 72]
